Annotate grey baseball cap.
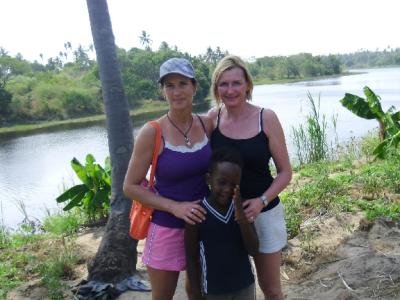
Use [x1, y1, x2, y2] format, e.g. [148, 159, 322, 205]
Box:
[158, 58, 196, 83]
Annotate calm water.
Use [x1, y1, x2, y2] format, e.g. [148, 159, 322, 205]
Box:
[1, 67, 399, 228]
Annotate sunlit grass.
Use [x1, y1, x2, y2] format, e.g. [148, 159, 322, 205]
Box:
[282, 133, 400, 238]
[0, 210, 83, 299]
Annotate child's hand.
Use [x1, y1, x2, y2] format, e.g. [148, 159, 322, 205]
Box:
[233, 185, 246, 222]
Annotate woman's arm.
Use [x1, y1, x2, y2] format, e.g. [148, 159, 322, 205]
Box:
[123, 122, 206, 225]
[234, 186, 259, 256]
[243, 109, 292, 220]
[184, 223, 204, 300]
[262, 109, 292, 200]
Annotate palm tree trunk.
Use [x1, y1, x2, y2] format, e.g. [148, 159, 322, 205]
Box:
[86, 0, 137, 283]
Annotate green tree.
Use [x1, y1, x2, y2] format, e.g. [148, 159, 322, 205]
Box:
[0, 86, 12, 123]
[340, 86, 400, 158]
[0, 52, 14, 123]
[158, 41, 171, 52]
[73, 45, 95, 71]
[139, 30, 152, 51]
[86, 0, 137, 283]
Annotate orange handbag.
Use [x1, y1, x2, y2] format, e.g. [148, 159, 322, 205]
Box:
[129, 120, 161, 240]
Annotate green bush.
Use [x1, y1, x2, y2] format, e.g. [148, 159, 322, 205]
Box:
[56, 154, 111, 222]
[42, 212, 83, 236]
[61, 88, 101, 117]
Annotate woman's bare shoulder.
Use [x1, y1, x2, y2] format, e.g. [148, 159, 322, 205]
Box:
[262, 108, 283, 135]
[136, 121, 158, 147]
[207, 106, 219, 119]
[262, 108, 279, 121]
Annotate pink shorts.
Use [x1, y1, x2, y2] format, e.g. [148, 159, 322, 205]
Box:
[141, 222, 186, 271]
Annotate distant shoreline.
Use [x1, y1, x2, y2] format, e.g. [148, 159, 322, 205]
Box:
[0, 101, 210, 139]
[0, 68, 379, 139]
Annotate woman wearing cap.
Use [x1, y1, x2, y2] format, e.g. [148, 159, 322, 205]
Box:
[208, 55, 292, 299]
[123, 57, 213, 300]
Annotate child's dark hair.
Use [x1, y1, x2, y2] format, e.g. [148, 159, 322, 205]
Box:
[208, 147, 244, 173]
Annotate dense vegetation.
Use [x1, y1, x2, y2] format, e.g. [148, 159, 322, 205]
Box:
[340, 46, 400, 69]
[0, 44, 217, 126]
[1, 42, 400, 126]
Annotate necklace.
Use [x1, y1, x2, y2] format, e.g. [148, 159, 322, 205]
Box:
[166, 112, 194, 147]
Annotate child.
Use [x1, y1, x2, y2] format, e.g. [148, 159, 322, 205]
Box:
[185, 148, 259, 300]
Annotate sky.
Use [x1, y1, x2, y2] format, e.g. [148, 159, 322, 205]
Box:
[1, 0, 400, 62]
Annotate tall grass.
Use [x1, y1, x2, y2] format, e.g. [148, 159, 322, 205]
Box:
[0, 201, 6, 244]
[282, 131, 400, 238]
[39, 237, 79, 300]
[0, 198, 83, 299]
[13, 198, 41, 234]
[292, 92, 331, 165]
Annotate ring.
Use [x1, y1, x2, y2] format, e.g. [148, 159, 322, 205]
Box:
[191, 208, 195, 213]
[250, 216, 254, 220]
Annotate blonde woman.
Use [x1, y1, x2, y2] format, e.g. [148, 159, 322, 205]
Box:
[208, 55, 292, 299]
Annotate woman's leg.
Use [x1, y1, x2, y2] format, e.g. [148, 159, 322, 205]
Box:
[147, 266, 180, 300]
[253, 203, 287, 299]
[254, 251, 283, 300]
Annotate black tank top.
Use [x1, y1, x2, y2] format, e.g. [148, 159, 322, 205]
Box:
[210, 108, 279, 212]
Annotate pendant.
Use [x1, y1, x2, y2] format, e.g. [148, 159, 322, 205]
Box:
[184, 136, 192, 147]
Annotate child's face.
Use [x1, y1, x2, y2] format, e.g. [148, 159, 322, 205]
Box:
[209, 162, 242, 206]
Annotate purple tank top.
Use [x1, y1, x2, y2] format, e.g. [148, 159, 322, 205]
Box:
[152, 136, 211, 228]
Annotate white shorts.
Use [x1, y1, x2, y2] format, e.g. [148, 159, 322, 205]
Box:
[254, 202, 287, 253]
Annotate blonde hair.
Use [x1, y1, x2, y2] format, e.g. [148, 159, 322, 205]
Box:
[211, 55, 254, 105]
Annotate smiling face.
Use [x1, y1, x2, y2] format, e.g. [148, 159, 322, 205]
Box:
[162, 74, 196, 110]
[207, 161, 242, 209]
[216, 67, 249, 108]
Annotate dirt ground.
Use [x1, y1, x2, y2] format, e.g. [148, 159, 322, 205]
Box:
[7, 211, 400, 300]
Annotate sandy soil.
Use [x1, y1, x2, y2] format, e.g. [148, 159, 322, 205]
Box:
[6, 211, 400, 299]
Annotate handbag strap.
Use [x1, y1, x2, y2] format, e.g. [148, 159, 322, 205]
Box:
[147, 120, 161, 187]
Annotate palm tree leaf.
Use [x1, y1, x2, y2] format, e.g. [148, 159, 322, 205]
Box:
[392, 111, 400, 123]
[85, 154, 96, 176]
[71, 158, 88, 184]
[373, 141, 388, 158]
[340, 93, 377, 119]
[63, 189, 87, 211]
[56, 184, 87, 203]
[363, 86, 385, 118]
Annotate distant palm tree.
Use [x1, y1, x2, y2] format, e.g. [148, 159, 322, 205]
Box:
[86, 0, 137, 283]
[139, 30, 152, 50]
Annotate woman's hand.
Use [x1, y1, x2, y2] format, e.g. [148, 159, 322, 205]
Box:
[243, 197, 264, 223]
[172, 200, 206, 225]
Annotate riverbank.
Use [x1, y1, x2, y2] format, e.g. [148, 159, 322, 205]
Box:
[0, 100, 210, 139]
[253, 71, 363, 85]
[0, 70, 358, 139]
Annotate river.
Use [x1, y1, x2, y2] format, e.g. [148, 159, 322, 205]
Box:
[1, 67, 399, 229]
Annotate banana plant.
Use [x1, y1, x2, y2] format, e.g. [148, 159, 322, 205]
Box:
[56, 154, 111, 221]
[340, 86, 400, 158]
